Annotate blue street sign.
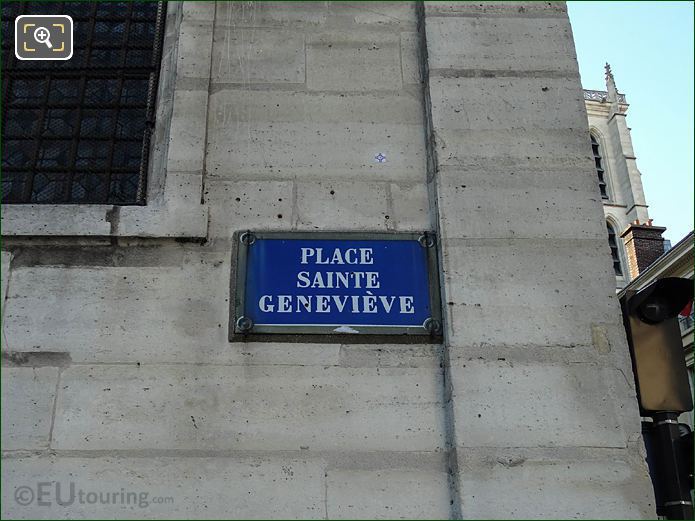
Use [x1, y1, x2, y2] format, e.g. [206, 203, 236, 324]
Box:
[233, 232, 441, 336]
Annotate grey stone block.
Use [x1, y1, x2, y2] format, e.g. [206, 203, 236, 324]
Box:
[206, 179, 294, 238]
[307, 31, 402, 91]
[326, 469, 450, 519]
[440, 238, 622, 348]
[338, 343, 442, 369]
[228, 342, 342, 367]
[207, 88, 423, 127]
[211, 28, 305, 84]
[457, 448, 654, 519]
[450, 360, 632, 448]
[295, 180, 391, 230]
[176, 21, 214, 81]
[1, 367, 58, 450]
[434, 128, 593, 170]
[427, 16, 576, 72]
[436, 170, 607, 240]
[1, 454, 325, 519]
[117, 203, 209, 238]
[3, 255, 229, 363]
[182, 1, 215, 22]
[429, 76, 586, 131]
[160, 172, 203, 205]
[347, 3, 417, 28]
[51, 365, 445, 451]
[206, 89, 426, 181]
[425, 2, 567, 17]
[207, 120, 426, 181]
[390, 182, 430, 231]
[166, 90, 209, 173]
[216, 2, 328, 28]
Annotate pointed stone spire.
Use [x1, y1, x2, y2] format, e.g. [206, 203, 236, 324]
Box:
[605, 63, 620, 114]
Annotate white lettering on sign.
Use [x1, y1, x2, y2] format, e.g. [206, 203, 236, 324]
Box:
[399, 296, 415, 314]
[259, 295, 274, 312]
[258, 246, 419, 317]
[300, 247, 375, 265]
[257, 293, 416, 314]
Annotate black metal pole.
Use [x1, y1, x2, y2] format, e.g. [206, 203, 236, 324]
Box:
[651, 412, 694, 520]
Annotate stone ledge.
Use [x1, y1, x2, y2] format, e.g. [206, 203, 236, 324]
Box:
[1, 202, 208, 239]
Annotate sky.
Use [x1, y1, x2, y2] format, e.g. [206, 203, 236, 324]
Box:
[567, 1, 694, 244]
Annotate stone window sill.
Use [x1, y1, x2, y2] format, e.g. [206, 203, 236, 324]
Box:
[1, 202, 208, 238]
[1, 2, 215, 241]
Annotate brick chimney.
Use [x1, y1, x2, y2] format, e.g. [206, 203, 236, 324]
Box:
[620, 219, 666, 279]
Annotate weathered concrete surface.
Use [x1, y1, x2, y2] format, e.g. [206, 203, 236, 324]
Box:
[437, 173, 606, 240]
[426, 16, 577, 73]
[450, 360, 636, 448]
[457, 448, 654, 519]
[206, 89, 426, 182]
[423, 1, 654, 518]
[326, 468, 450, 519]
[296, 180, 392, 230]
[51, 365, 444, 452]
[441, 239, 621, 347]
[425, 2, 567, 16]
[430, 77, 586, 132]
[1, 367, 58, 450]
[212, 27, 306, 84]
[2, 455, 326, 519]
[166, 90, 209, 174]
[2, 452, 450, 520]
[206, 180, 295, 238]
[3, 254, 231, 363]
[307, 31, 402, 92]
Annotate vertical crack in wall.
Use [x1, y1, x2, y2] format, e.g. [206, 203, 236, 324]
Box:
[201, 1, 219, 209]
[47, 369, 62, 450]
[415, 2, 462, 518]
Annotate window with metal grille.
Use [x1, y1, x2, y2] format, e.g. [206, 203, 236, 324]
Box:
[2, 1, 166, 204]
[607, 222, 623, 276]
[590, 133, 608, 200]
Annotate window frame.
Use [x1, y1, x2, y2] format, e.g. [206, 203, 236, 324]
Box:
[590, 131, 610, 201]
[1, 1, 212, 238]
[2, 2, 166, 206]
[588, 128, 620, 205]
[606, 220, 625, 278]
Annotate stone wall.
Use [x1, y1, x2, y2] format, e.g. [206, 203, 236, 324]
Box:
[1, 2, 655, 518]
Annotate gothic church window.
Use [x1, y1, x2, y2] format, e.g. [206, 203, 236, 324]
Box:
[607, 222, 623, 276]
[2, 1, 166, 204]
[591, 133, 608, 199]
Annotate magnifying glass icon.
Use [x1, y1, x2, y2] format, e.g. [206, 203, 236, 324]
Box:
[33, 26, 53, 49]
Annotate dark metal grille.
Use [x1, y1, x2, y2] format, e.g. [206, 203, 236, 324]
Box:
[1, 1, 166, 204]
[607, 222, 623, 276]
[591, 133, 608, 200]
